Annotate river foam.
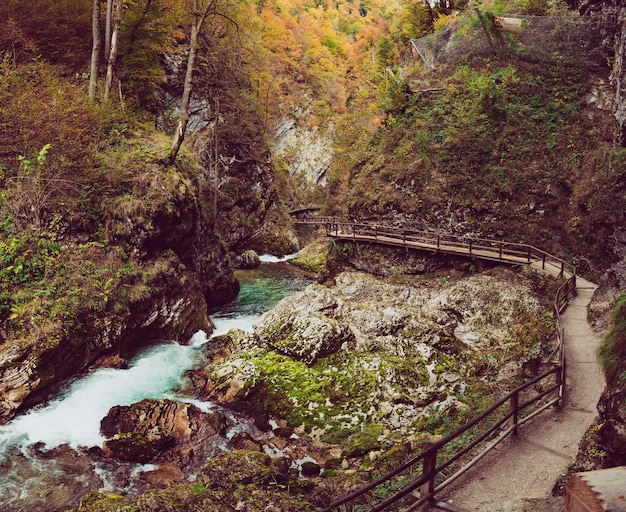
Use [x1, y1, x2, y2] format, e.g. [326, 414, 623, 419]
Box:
[0, 342, 200, 452]
[0, 261, 311, 511]
[258, 252, 298, 263]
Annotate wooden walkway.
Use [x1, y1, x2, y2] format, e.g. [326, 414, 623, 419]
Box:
[297, 217, 573, 278]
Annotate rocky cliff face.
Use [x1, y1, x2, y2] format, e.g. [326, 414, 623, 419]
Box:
[614, 16, 626, 146]
[160, 50, 283, 256]
[272, 112, 335, 192]
[579, 0, 626, 146]
[0, 162, 240, 422]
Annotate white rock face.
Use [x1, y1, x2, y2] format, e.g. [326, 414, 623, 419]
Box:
[272, 117, 334, 188]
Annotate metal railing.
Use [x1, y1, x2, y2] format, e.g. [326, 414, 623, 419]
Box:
[300, 218, 577, 511]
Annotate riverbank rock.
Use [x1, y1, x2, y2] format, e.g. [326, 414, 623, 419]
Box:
[101, 399, 232, 469]
[198, 267, 552, 447]
[254, 283, 354, 364]
[237, 250, 261, 269]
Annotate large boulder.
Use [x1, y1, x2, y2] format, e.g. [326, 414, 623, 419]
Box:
[196, 268, 551, 447]
[101, 399, 231, 469]
[253, 283, 354, 364]
[238, 250, 261, 269]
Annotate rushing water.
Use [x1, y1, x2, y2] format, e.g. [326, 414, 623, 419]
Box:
[0, 258, 310, 511]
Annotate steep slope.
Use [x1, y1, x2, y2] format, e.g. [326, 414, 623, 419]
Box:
[0, 59, 240, 421]
[326, 13, 625, 281]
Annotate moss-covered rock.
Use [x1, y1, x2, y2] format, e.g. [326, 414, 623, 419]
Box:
[291, 238, 331, 273]
[200, 267, 554, 446]
[198, 450, 277, 488]
[344, 423, 384, 458]
[237, 249, 261, 269]
[65, 492, 133, 512]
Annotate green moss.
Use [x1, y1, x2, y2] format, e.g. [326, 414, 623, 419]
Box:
[198, 450, 275, 489]
[65, 492, 134, 512]
[228, 350, 385, 435]
[105, 432, 156, 463]
[599, 293, 626, 386]
[291, 239, 331, 273]
[344, 423, 384, 458]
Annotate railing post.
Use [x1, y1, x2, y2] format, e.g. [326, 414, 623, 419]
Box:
[469, 240, 473, 255]
[556, 357, 565, 408]
[420, 449, 437, 504]
[375, 226, 378, 240]
[510, 391, 519, 436]
[542, 253, 546, 270]
[527, 246, 531, 263]
[437, 234, 440, 249]
[499, 243, 502, 259]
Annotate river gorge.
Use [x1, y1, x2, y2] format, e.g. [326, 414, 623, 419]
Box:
[0, 257, 310, 512]
[0, 247, 566, 511]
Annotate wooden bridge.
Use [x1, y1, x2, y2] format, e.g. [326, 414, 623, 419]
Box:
[295, 217, 579, 512]
[296, 216, 573, 279]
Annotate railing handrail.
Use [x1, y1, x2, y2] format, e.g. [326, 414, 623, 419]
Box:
[303, 217, 577, 512]
[295, 217, 574, 277]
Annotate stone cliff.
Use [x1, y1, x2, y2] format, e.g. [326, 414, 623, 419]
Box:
[0, 156, 241, 422]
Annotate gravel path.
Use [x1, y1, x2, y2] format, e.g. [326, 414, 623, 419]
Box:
[430, 276, 605, 512]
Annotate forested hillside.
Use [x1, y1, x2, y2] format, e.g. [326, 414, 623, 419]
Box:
[0, 0, 449, 416]
[2, 0, 626, 509]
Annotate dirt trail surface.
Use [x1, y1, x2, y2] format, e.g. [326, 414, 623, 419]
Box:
[432, 276, 605, 512]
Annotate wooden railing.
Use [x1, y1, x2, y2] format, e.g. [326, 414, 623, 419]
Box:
[296, 217, 573, 278]
[296, 218, 578, 512]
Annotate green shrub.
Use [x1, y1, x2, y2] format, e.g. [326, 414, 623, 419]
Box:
[598, 294, 626, 385]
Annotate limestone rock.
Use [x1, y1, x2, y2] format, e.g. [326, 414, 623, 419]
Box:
[142, 465, 186, 486]
[253, 284, 354, 364]
[197, 450, 277, 488]
[103, 432, 158, 463]
[195, 268, 549, 450]
[238, 250, 261, 269]
[272, 115, 334, 190]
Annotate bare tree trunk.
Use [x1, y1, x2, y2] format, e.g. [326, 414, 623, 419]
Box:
[104, 0, 124, 101]
[213, 97, 219, 222]
[168, 0, 215, 165]
[89, 0, 101, 101]
[104, 0, 113, 62]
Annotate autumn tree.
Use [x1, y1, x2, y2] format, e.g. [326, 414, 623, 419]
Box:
[89, 0, 101, 100]
[1, 0, 92, 66]
[104, 0, 125, 101]
[398, 0, 433, 39]
[120, 0, 186, 108]
[168, 0, 238, 164]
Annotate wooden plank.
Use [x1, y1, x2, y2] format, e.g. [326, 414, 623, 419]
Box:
[564, 467, 626, 512]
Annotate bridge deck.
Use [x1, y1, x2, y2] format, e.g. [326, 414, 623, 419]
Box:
[331, 231, 532, 266]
